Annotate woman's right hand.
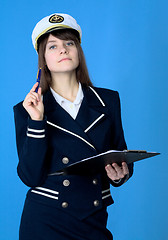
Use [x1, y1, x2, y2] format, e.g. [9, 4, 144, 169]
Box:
[23, 82, 44, 121]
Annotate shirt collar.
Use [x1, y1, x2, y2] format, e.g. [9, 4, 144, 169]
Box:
[50, 82, 84, 106]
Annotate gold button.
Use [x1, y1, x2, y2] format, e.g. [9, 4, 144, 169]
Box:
[63, 179, 70, 187]
[93, 179, 98, 185]
[62, 157, 69, 164]
[94, 200, 99, 207]
[62, 202, 68, 208]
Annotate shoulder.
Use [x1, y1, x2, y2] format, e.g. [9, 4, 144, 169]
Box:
[13, 101, 24, 112]
[13, 101, 23, 110]
[89, 86, 120, 105]
[92, 86, 118, 96]
[13, 101, 28, 119]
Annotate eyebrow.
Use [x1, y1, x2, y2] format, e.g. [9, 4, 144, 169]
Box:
[46, 40, 57, 44]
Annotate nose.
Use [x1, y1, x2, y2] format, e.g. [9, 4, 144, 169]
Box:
[59, 44, 68, 54]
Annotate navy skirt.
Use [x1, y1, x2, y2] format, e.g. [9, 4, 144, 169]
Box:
[19, 198, 113, 240]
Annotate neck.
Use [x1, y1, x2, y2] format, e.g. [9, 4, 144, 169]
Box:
[50, 71, 79, 102]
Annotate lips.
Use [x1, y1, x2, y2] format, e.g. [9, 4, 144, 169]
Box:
[58, 58, 71, 63]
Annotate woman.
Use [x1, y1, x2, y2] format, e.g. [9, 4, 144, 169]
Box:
[14, 13, 133, 240]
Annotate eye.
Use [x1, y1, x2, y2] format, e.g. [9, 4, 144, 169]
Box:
[49, 45, 57, 50]
[66, 41, 75, 46]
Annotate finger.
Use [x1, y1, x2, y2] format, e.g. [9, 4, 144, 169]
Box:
[112, 163, 125, 178]
[105, 164, 117, 175]
[23, 95, 35, 106]
[112, 163, 123, 174]
[24, 94, 38, 105]
[31, 91, 40, 99]
[28, 91, 40, 102]
[25, 92, 39, 104]
[105, 164, 118, 180]
[38, 87, 42, 101]
[27, 96, 38, 106]
[30, 82, 39, 93]
[122, 162, 129, 175]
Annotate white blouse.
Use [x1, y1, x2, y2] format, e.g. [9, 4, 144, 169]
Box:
[50, 83, 84, 119]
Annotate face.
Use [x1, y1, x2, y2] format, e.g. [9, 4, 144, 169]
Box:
[44, 34, 79, 75]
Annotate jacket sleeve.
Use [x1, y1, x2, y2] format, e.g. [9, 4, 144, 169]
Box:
[13, 102, 48, 187]
[109, 91, 134, 187]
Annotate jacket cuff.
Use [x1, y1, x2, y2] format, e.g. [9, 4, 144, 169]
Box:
[26, 117, 47, 139]
[110, 174, 129, 187]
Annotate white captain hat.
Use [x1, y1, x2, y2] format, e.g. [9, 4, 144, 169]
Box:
[32, 13, 82, 51]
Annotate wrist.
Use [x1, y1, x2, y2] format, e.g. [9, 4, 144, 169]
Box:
[31, 114, 44, 121]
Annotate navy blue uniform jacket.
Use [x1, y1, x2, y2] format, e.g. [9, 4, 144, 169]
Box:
[14, 86, 133, 220]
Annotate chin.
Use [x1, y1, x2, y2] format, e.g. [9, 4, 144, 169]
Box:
[58, 67, 78, 73]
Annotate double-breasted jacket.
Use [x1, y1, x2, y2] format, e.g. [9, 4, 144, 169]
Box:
[14, 85, 133, 220]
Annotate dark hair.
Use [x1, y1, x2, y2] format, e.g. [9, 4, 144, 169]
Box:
[37, 29, 93, 93]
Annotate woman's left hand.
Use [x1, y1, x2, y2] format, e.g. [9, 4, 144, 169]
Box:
[105, 162, 129, 181]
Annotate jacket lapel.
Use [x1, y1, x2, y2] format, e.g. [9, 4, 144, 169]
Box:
[75, 87, 107, 133]
[43, 87, 108, 150]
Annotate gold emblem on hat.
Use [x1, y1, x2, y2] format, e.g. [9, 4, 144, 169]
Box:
[49, 14, 64, 23]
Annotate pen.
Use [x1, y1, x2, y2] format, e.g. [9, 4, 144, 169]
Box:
[35, 68, 42, 93]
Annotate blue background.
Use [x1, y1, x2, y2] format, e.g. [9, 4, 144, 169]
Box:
[0, 0, 167, 239]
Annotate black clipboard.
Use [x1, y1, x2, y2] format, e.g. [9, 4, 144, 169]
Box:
[58, 150, 160, 175]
